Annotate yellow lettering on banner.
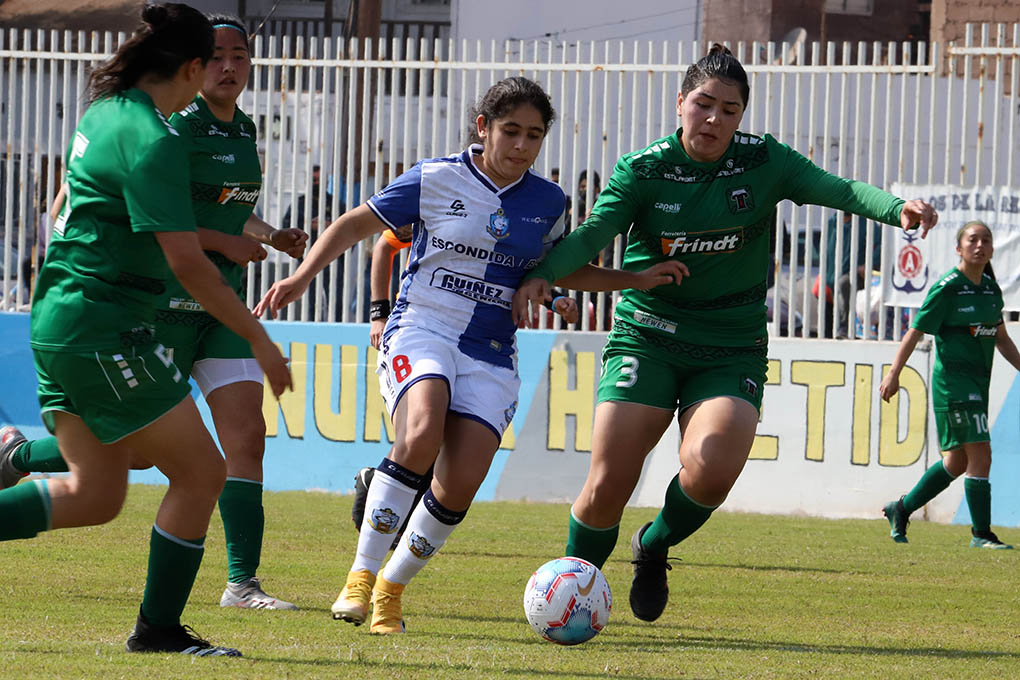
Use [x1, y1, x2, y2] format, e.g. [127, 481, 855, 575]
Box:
[749, 359, 782, 460]
[547, 350, 594, 451]
[852, 364, 873, 465]
[500, 422, 515, 450]
[879, 364, 926, 466]
[263, 342, 306, 438]
[313, 344, 357, 441]
[363, 346, 394, 443]
[791, 361, 845, 461]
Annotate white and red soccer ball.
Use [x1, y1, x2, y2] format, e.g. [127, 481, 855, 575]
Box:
[523, 557, 612, 645]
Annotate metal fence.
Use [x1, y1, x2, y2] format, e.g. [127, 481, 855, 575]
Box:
[3, 24, 1019, 337]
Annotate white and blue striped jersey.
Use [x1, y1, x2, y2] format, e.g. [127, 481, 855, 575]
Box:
[367, 145, 565, 369]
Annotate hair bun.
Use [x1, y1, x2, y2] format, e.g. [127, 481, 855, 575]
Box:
[708, 42, 732, 57]
[141, 3, 170, 30]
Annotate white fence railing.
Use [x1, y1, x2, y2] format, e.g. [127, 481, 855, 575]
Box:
[3, 25, 1019, 337]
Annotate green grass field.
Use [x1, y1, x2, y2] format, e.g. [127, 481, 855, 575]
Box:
[1, 484, 1018, 679]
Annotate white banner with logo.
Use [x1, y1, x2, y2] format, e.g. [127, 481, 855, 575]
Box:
[882, 184, 1020, 310]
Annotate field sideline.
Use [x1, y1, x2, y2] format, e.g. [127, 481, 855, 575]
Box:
[1, 484, 1017, 679]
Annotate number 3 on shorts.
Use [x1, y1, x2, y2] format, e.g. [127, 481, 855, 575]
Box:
[392, 354, 412, 383]
[616, 355, 639, 388]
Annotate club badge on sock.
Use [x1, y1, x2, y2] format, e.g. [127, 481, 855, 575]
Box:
[407, 531, 436, 559]
[370, 507, 401, 534]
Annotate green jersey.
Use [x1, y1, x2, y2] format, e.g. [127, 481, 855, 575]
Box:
[529, 130, 905, 347]
[163, 96, 261, 318]
[912, 268, 1002, 410]
[31, 89, 195, 352]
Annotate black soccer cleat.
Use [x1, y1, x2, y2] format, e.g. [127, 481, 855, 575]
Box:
[0, 425, 29, 490]
[125, 609, 242, 657]
[352, 466, 374, 531]
[629, 522, 672, 622]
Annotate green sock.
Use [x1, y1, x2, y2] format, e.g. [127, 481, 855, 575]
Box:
[0, 480, 51, 540]
[902, 459, 955, 515]
[641, 475, 717, 554]
[218, 478, 265, 583]
[11, 436, 69, 474]
[565, 511, 619, 569]
[141, 525, 205, 628]
[964, 477, 992, 534]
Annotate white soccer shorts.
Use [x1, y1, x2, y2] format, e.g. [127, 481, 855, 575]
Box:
[377, 324, 520, 439]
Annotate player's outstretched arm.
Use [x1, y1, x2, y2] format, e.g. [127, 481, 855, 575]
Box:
[255, 204, 385, 319]
[198, 227, 267, 265]
[243, 213, 308, 258]
[557, 261, 688, 292]
[879, 327, 924, 402]
[512, 277, 552, 328]
[551, 295, 579, 325]
[369, 234, 401, 349]
[900, 199, 938, 238]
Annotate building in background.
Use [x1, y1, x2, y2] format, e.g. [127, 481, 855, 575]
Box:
[4, 1, 1019, 52]
[701, 0, 928, 63]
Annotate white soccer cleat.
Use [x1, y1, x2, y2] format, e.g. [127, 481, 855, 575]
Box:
[219, 577, 298, 610]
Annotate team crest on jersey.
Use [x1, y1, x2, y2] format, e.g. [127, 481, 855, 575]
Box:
[369, 507, 401, 534]
[726, 186, 754, 213]
[488, 208, 511, 239]
[407, 531, 437, 559]
[741, 376, 759, 398]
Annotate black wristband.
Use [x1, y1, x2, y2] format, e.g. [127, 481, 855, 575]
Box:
[541, 288, 568, 310]
[369, 299, 391, 321]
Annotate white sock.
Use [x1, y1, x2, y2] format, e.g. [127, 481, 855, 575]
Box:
[382, 491, 464, 585]
[349, 468, 419, 574]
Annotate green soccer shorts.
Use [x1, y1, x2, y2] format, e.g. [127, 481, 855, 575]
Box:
[934, 404, 990, 452]
[154, 314, 252, 377]
[597, 330, 768, 414]
[34, 342, 191, 444]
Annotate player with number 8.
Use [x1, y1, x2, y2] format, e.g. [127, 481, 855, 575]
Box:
[256, 76, 682, 634]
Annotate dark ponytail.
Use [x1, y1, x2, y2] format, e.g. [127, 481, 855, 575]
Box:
[681, 43, 750, 106]
[88, 3, 214, 102]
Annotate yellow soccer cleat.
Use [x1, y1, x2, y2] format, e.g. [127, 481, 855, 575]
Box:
[331, 569, 376, 625]
[369, 576, 406, 634]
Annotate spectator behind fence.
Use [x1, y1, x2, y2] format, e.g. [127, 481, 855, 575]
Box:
[813, 212, 882, 338]
[281, 165, 349, 319]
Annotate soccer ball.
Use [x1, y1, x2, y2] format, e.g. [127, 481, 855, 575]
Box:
[523, 557, 612, 645]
